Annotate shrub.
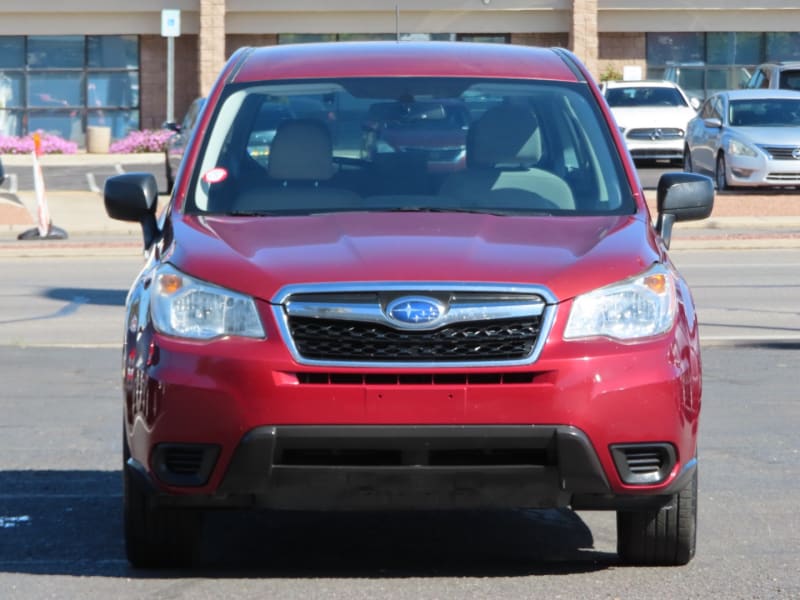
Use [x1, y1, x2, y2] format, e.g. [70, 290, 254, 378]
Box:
[0, 132, 79, 155]
[110, 129, 173, 153]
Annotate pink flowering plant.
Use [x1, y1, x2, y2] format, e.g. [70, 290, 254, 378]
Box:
[110, 129, 173, 153]
[0, 132, 79, 155]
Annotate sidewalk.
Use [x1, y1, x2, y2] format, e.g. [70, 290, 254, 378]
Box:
[2, 152, 800, 254]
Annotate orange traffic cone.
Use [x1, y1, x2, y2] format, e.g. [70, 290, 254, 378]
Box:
[18, 132, 68, 240]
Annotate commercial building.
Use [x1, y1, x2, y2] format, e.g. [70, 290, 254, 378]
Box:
[1, 0, 799, 147]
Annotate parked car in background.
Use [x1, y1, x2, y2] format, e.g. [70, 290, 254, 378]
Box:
[745, 61, 800, 91]
[104, 41, 714, 569]
[684, 88, 800, 190]
[602, 80, 699, 165]
[163, 97, 205, 194]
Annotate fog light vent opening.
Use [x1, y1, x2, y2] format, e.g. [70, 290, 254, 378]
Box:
[610, 443, 676, 485]
[153, 443, 220, 487]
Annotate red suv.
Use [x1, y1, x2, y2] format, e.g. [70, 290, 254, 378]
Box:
[105, 42, 714, 568]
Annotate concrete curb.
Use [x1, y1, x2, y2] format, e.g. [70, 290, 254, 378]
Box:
[1, 152, 163, 167]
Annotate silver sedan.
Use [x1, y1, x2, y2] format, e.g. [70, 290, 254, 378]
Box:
[683, 89, 800, 190]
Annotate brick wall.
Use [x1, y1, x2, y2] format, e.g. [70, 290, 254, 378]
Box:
[140, 34, 199, 130]
[226, 34, 278, 58]
[569, 0, 599, 79]
[598, 33, 647, 81]
[199, 0, 227, 96]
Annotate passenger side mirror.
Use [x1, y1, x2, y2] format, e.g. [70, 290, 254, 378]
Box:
[104, 172, 161, 251]
[655, 172, 714, 248]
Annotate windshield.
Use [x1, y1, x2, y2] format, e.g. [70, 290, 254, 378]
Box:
[188, 77, 632, 216]
[729, 98, 800, 127]
[605, 86, 688, 108]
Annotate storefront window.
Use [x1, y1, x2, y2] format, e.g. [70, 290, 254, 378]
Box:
[0, 37, 24, 69]
[0, 34, 140, 143]
[0, 71, 23, 108]
[88, 35, 139, 69]
[707, 33, 762, 66]
[765, 33, 800, 61]
[28, 36, 84, 68]
[457, 34, 509, 44]
[27, 110, 82, 142]
[647, 32, 796, 99]
[279, 33, 456, 44]
[29, 72, 83, 108]
[647, 32, 704, 64]
[278, 34, 336, 44]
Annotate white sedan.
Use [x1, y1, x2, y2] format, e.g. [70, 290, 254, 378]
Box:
[603, 80, 699, 165]
[684, 89, 800, 190]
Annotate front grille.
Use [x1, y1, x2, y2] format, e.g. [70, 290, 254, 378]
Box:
[626, 127, 684, 141]
[759, 145, 800, 160]
[610, 443, 676, 485]
[289, 316, 540, 362]
[766, 172, 800, 182]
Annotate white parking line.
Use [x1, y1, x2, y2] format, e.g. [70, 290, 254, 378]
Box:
[86, 172, 101, 194]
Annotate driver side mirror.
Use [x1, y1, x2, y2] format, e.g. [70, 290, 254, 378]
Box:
[655, 172, 715, 248]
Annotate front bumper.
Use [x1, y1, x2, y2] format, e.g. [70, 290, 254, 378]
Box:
[726, 154, 800, 187]
[625, 138, 685, 162]
[130, 425, 696, 511]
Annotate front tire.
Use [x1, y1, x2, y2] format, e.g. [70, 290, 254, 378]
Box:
[123, 433, 204, 568]
[715, 153, 729, 191]
[616, 469, 698, 566]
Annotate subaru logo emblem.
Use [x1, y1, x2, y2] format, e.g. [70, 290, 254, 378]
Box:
[386, 296, 445, 327]
[793, 147, 800, 160]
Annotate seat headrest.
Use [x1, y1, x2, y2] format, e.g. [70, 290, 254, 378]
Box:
[268, 119, 334, 181]
[467, 104, 542, 168]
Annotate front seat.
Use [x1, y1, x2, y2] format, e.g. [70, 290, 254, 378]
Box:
[233, 118, 360, 212]
[439, 103, 574, 211]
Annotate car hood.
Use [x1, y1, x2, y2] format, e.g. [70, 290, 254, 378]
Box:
[611, 106, 696, 130]
[728, 126, 800, 146]
[168, 212, 659, 303]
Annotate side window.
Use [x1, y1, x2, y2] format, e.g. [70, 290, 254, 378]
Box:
[747, 69, 764, 89]
[779, 70, 800, 91]
[761, 69, 771, 89]
[700, 99, 715, 119]
[711, 98, 723, 121]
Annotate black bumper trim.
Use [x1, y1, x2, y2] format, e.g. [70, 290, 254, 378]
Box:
[177, 425, 613, 510]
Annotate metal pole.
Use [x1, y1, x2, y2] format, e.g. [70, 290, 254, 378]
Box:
[167, 36, 175, 123]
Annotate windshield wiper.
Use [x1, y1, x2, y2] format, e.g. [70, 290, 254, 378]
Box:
[385, 206, 509, 215]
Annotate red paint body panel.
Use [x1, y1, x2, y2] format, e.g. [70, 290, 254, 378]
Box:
[170, 212, 657, 303]
[114, 42, 706, 521]
[233, 42, 580, 84]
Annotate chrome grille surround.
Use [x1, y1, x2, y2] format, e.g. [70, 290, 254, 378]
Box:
[626, 127, 684, 141]
[271, 282, 557, 368]
[758, 145, 800, 160]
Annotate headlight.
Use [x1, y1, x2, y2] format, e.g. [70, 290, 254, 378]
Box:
[728, 139, 758, 158]
[564, 265, 676, 341]
[150, 264, 265, 340]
